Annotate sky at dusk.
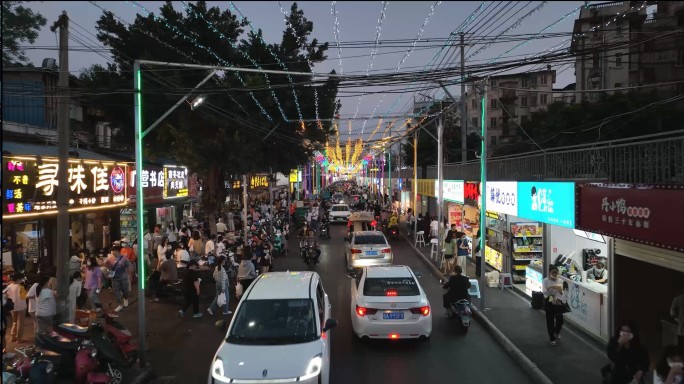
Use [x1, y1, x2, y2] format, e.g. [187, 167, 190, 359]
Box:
[25, 1, 589, 138]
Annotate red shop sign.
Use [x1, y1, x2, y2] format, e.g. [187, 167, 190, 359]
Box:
[464, 182, 480, 203]
[576, 183, 684, 252]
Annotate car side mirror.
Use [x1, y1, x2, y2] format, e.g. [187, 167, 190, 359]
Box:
[415, 272, 423, 278]
[322, 318, 338, 332]
[346, 271, 356, 279]
[215, 319, 227, 332]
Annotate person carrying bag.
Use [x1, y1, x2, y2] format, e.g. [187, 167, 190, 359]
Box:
[542, 266, 570, 346]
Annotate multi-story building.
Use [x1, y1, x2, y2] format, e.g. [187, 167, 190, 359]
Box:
[628, 1, 684, 97]
[571, 1, 648, 102]
[464, 68, 556, 153]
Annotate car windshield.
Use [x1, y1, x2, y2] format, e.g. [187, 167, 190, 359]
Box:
[354, 235, 386, 245]
[227, 299, 318, 345]
[363, 277, 420, 296]
[333, 206, 349, 212]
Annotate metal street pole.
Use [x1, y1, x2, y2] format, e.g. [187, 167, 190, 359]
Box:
[479, 80, 488, 309]
[51, 11, 70, 314]
[459, 32, 468, 164]
[243, 175, 248, 245]
[413, 130, 418, 236]
[388, 125, 392, 205]
[437, 110, 444, 254]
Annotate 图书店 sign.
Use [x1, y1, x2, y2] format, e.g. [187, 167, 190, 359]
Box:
[128, 166, 164, 204]
[3, 156, 127, 217]
[163, 165, 188, 199]
[577, 183, 684, 252]
[485, 181, 518, 216]
[517, 182, 575, 228]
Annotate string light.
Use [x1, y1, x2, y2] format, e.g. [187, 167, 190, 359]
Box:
[230, 1, 305, 126]
[179, 1, 289, 122]
[127, 1, 273, 121]
[467, 1, 548, 60]
[358, 1, 441, 136]
[276, 1, 323, 131]
[331, 1, 344, 128]
[350, 1, 389, 127]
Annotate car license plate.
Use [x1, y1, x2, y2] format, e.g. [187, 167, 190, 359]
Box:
[365, 250, 378, 256]
[383, 312, 404, 320]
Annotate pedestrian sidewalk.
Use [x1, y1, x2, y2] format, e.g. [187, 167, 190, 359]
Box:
[400, 224, 611, 384]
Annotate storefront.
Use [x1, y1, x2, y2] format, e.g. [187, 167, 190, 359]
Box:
[2, 155, 127, 273]
[577, 183, 684, 349]
[483, 181, 517, 273]
[123, 164, 164, 240]
[415, 179, 435, 218]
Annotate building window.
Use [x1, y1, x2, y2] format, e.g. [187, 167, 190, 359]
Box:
[491, 80, 497, 87]
[521, 96, 528, 107]
[615, 53, 622, 67]
[521, 115, 529, 125]
[490, 117, 497, 127]
[471, 117, 478, 127]
[593, 52, 600, 68]
[490, 136, 497, 146]
[614, 83, 622, 88]
[490, 99, 497, 109]
[616, 19, 623, 35]
[540, 94, 548, 104]
[522, 77, 528, 87]
[592, 24, 600, 39]
[541, 75, 547, 85]
[472, 99, 477, 109]
[677, 48, 684, 66]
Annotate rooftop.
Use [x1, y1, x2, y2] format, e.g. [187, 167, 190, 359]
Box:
[245, 272, 315, 300]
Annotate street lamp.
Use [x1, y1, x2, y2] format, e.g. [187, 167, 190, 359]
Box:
[190, 95, 206, 110]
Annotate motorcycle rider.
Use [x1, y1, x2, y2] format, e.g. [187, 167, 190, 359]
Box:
[387, 211, 399, 234]
[442, 266, 471, 310]
[302, 229, 321, 264]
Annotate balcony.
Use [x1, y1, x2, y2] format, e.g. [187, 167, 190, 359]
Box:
[426, 130, 684, 184]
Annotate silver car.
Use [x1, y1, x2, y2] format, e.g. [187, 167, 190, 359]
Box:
[344, 231, 393, 271]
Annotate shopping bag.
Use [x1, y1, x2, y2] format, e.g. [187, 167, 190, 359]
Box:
[235, 282, 244, 298]
[217, 292, 227, 307]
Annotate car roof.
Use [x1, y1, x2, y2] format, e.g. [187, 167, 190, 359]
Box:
[365, 265, 414, 278]
[348, 212, 374, 221]
[332, 204, 349, 207]
[245, 272, 316, 300]
[353, 231, 385, 237]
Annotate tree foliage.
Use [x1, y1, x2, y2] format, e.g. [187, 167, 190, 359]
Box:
[83, 1, 339, 213]
[2, 1, 47, 64]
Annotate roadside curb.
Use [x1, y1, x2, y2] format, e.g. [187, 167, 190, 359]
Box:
[400, 232, 553, 384]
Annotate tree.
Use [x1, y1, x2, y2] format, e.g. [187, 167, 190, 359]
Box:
[2, 1, 47, 64]
[89, 1, 338, 225]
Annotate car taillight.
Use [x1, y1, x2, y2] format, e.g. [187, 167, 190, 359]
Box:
[371, 220, 377, 228]
[389, 333, 400, 340]
[381, 248, 391, 254]
[351, 249, 363, 254]
[385, 289, 397, 296]
[410, 306, 430, 316]
[356, 305, 377, 316]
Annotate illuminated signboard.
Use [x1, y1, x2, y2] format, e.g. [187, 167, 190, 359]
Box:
[250, 174, 269, 189]
[3, 156, 127, 218]
[128, 167, 164, 204]
[289, 169, 298, 183]
[163, 165, 188, 199]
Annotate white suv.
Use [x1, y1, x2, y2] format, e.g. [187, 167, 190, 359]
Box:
[209, 272, 337, 384]
[328, 204, 351, 222]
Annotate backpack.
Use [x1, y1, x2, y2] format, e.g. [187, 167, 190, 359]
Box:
[19, 284, 27, 301]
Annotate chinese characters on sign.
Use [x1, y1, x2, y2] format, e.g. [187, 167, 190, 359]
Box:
[518, 182, 575, 228]
[3, 157, 127, 216]
[128, 167, 164, 204]
[163, 166, 188, 199]
[441, 180, 464, 203]
[486, 181, 518, 216]
[250, 174, 269, 189]
[577, 184, 684, 252]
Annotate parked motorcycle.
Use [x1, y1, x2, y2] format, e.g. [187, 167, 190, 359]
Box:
[4, 345, 60, 384]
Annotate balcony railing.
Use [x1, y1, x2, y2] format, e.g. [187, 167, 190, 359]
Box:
[426, 129, 684, 184]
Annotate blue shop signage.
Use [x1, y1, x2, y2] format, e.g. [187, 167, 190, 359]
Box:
[517, 182, 575, 228]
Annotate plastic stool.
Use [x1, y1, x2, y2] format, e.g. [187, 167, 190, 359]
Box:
[415, 231, 426, 247]
[468, 279, 481, 298]
[499, 273, 514, 290]
[429, 238, 439, 260]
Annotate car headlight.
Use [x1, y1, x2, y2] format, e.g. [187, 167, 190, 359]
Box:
[299, 354, 322, 381]
[211, 359, 229, 383]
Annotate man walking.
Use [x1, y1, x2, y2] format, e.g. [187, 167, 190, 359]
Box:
[109, 245, 133, 312]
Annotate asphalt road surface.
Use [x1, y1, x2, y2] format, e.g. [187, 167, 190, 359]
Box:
[130, 216, 531, 384]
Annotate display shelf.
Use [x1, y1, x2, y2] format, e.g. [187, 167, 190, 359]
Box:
[513, 250, 543, 253]
[513, 257, 542, 261]
[513, 235, 542, 238]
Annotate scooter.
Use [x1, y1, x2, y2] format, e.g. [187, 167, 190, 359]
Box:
[5, 345, 60, 383]
[387, 225, 399, 239]
[55, 312, 138, 367]
[446, 299, 472, 333]
[33, 332, 117, 383]
[319, 221, 330, 240]
[303, 245, 319, 268]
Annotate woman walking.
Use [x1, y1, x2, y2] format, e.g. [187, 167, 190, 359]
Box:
[35, 276, 57, 334]
[542, 266, 567, 346]
[207, 256, 231, 316]
[604, 320, 650, 384]
[443, 231, 456, 276]
[237, 251, 257, 297]
[6, 273, 28, 343]
[179, 260, 202, 319]
[188, 231, 203, 260]
[83, 257, 103, 312]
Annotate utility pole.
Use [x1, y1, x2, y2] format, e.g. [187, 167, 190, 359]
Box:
[413, 128, 418, 236]
[50, 11, 70, 316]
[459, 32, 468, 164]
[437, 105, 444, 252]
[388, 125, 392, 205]
[479, 80, 488, 309]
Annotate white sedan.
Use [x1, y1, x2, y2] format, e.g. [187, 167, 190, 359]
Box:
[349, 265, 432, 340]
[328, 204, 351, 222]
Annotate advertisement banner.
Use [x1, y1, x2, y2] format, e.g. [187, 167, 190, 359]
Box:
[416, 179, 436, 197]
[485, 181, 518, 216]
[442, 180, 464, 203]
[3, 156, 127, 217]
[485, 245, 503, 272]
[577, 184, 684, 252]
[163, 165, 189, 199]
[128, 166, 164, 204]
[518, 182, 575, 228]
[464, 182, 481, 206]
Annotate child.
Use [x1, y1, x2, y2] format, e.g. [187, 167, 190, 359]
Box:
[67, 271, 83, 324]
[26, 281, 39, 335]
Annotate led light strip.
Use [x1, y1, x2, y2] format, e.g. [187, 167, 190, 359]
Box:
[179, 1, 290, 122]
[127, 1, 273, 121]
